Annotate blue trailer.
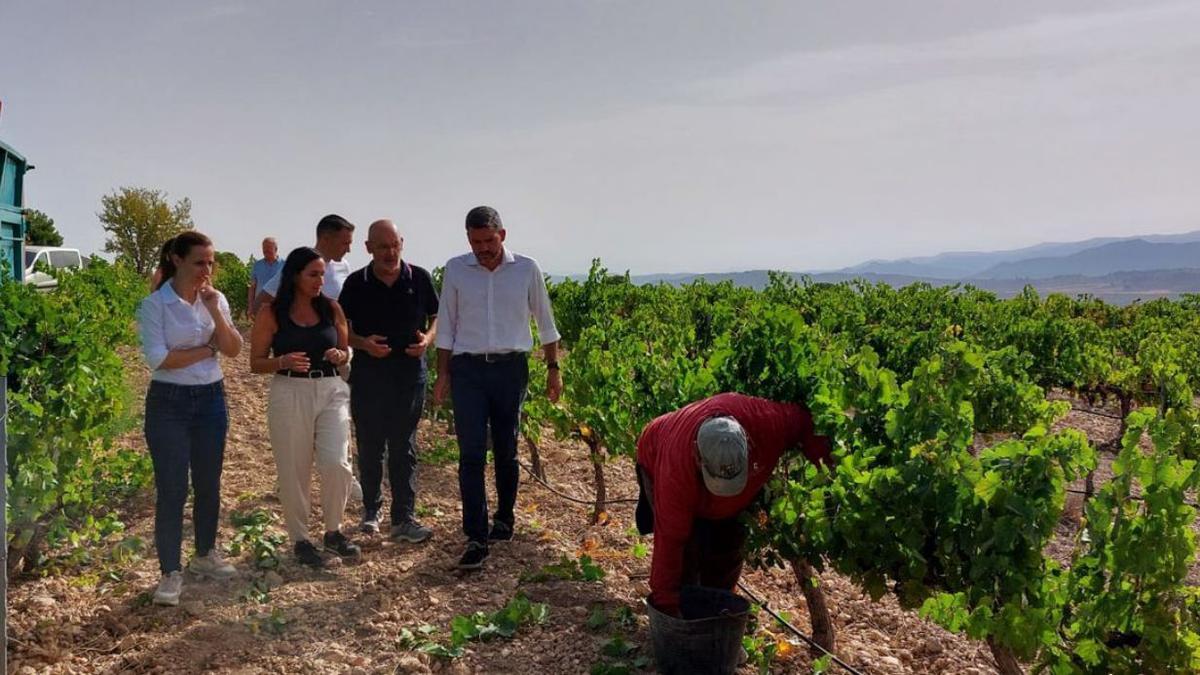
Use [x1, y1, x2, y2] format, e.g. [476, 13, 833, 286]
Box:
[0, 139, 31, 281]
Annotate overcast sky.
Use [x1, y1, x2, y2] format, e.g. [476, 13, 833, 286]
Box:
[2, 1, 1198, 274]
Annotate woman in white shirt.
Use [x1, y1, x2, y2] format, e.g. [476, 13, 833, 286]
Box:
[137, 231, 243, 606]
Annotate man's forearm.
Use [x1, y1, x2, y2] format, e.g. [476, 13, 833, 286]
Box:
[436, 348, 452, 377]
[348, 330, 370, 351]
[542, 340, 559, 363]
[648, 532, 687, 615]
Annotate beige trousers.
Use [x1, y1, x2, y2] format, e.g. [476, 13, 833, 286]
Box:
[268, 375, 354, 543]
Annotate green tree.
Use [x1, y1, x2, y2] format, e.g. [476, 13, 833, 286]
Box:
[213, 251, 250, 318]
[23, 209, 64, 246]
[98, 187, 194, 275]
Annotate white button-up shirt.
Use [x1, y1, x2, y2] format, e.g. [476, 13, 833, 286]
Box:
[435, 249, 560, 355]
[137, 282, 232, 385]
[261, 258, 351, 299]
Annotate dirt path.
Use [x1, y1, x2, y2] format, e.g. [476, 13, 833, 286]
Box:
[15, 353, 1171, 674]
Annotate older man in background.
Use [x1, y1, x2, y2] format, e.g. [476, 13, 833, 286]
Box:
[248, 237, 282, 318]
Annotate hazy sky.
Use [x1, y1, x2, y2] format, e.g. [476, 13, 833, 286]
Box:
[2, 1, 1198, 274]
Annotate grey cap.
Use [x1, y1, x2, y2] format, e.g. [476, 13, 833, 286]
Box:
[696, 416, 748, 496]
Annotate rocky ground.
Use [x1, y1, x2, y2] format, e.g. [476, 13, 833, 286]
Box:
[6, 348, 1189, 674]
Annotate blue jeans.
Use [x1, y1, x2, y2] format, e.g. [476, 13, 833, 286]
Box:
[450, 354, 528, 544]
[143, 380, 229, 573]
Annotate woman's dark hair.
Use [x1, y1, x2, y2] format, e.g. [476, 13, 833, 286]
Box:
[153, 237, 176, 287]
[157, 231, 212, 289]
[273, 247, 333, 327]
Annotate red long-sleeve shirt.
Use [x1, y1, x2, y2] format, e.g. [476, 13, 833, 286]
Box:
[636, 392, 832, 613]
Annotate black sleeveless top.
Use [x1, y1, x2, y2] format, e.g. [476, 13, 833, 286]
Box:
[272, 311, 338, 375]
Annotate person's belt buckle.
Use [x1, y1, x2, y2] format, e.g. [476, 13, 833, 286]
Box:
[308, 369, 325, 379]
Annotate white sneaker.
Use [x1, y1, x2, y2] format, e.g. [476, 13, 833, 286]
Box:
[188, 549, 238, 580]
[153, 571, 183, 606]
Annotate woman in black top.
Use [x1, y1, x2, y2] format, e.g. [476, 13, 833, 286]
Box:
[249, 247, 360, 566]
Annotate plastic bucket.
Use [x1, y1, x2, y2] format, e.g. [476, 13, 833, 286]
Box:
[646, 586, 751, 675]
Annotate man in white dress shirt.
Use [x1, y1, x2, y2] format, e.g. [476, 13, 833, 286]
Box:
[433, 205, 563, 570]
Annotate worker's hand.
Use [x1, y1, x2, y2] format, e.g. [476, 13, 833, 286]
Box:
[653, 599, 682, 619]
[433, 375, 450, 406]
[546, 367, 563, 403]
[323, 347, 348, 366]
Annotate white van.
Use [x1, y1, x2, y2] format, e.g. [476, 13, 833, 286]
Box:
[24, 246, 83, 290]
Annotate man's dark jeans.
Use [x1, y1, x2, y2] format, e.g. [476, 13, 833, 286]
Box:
[450, 353, 528, 544]
[143, 380, 229, 574]
[350, 358, 426, 524]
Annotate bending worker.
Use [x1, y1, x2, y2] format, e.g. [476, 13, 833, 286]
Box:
[635, 392, 832, 616]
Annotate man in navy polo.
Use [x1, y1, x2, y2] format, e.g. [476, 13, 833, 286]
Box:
[433, 205, 562, 570]
[338, 220, 438, 542]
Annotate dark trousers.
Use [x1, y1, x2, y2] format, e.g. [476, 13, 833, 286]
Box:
[350, 359, 426, 524]
[637, 464, 747, 591]
[143, 380, 228, 574]
[450, 354, 528, 544]
[682, 518, 747, 592]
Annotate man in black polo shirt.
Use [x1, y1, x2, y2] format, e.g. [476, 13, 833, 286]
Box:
[338, 219, 439, 542]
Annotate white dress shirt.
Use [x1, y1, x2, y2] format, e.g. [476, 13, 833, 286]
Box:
[435, 249, 560, 355]
[261, 258, 351, 299]
[138, 282, 232, 385]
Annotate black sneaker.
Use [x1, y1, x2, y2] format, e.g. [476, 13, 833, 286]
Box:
[294, 540, 325, 568]
[488, 521, 513, 542]
[323, 530, 362, 558]
[457, 541, 489, 570]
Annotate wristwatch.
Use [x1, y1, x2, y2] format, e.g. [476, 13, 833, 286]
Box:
[547, 360, 560, 371]
[207, 343, 219, 357]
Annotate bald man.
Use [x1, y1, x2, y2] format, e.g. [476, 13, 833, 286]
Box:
[338, 220, 439, 542]
[248, 237, 282, 317]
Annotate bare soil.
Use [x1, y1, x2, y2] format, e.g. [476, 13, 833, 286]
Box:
[5, 355, 1194, 674]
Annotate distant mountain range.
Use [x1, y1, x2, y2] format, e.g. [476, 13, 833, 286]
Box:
[839, 230, 1200, 279]
[572, 229, 1200, 305]
[971, 240, 1200, 279]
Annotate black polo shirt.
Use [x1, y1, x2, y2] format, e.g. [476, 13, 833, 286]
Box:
[338, 261, 439, 367]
